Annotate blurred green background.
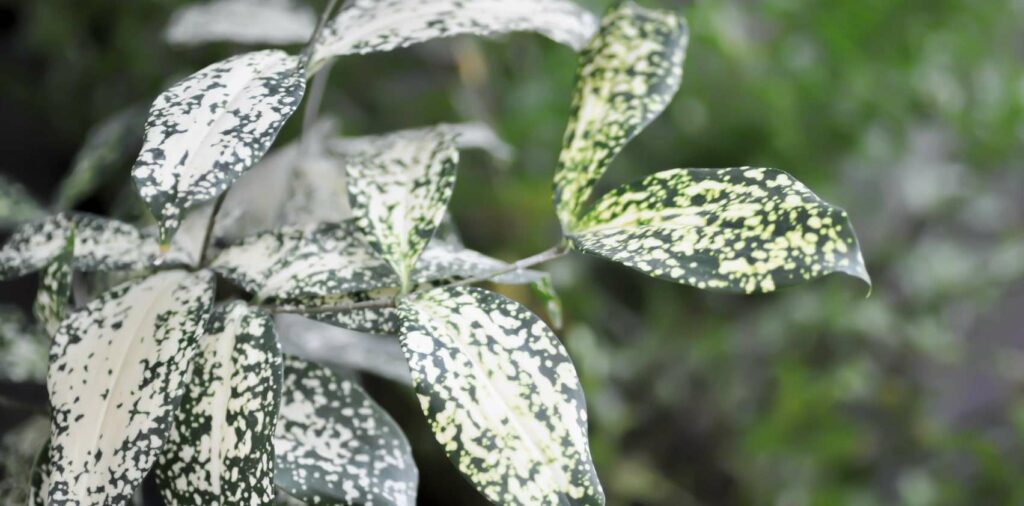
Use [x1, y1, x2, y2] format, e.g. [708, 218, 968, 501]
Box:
[1, 0, 1023, 504]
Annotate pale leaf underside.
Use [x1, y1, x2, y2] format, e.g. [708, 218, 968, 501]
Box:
[311, 0, 599, 68]
[46, 270, 215, 504]
[553, 1, 688, 228]
[165, 0, 316, 47]
[274, 355, 418, 506]
[0, 213, 186, 281]
[157, 301, 283, 506]
[398, 286, 604, 505]
[571, 167, 871, 293]
[345, 127, 459, 288]
[132, 49, 306, 244]
[275, 314, 410, 384]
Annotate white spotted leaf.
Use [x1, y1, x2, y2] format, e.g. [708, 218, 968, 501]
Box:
[0, 213, 185, 281]
[345, 127, 459, 292]
[157, 301, 283, 506]
[569, 167, 871, 293]
[274, 355, 418, 506]
[32, 226, 74, 337]
[165, 0, 316, 47]
[132, 50, 306, 245]
[553, 1, 688, 229]
[46, 270, 215, 504]
[398, 286, 604, 506]
[311, 0, 599, 68]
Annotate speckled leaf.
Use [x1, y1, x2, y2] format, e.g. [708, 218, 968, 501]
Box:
[0, 213, 182, 281]
[311, 0, 599, 68]
[274, 355, 418, 505]
[0, 174, 45, 227]
[532, 275, 564, 330]
[157, 301, 283, 506]
[398, 286, 604, 506]
[32, 226, 74, 337]
[346, 127, 459, 291]
[56, 106, 146, 209]
[553, 1, 688, 229]
[132, 50, 306, 245]
[569, 167, 871, 293]
[46, 270, 215, 504]
[166, 0, 315, 47]
[211, 221, 395, 303]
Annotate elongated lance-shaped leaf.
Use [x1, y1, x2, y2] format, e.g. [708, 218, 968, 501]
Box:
[0, 213, 186, 281]
[0, 306, 48, 383]
[553, 1, 688, 230]
[569, 167, 871, 293]
[274, 355, 418, 506]
[132, 50, 306, 245]
[329, 122, 513, 163]
[56, 106, 146, 210]
[346, 127, 459, 291]
[0, 174, 45, 227]
[157, 301, 283, 506]
[46, 270, 215, 504]
[398, 286, 604, 506]
[33, 226, 74, 337]
[311, 0, 599, 69]
[276, 314, 410, 383]
[166, 0, 316, 47]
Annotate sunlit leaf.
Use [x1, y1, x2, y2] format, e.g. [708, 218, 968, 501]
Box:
[569, 167, 871, 293]
[274, 355, 418, 505]
[553, 1, 688, 229]
[56, 106, 146, 210]
[157, 301, 283, 505]
[46, 270, 215, 504]
[398, 286, 604, 505]
[311, 0, 599, 68]
[165, 0, 316, 47]
[132, 50, 305, 245]
[32, 226, 74, 337]
[0, 213, 184, 281]
[0, 174, 45, 227]
[346, 127, 459, 291]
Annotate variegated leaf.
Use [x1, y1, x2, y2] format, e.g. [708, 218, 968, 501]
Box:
[0, 416, 49, 506]
[166, 0, 316, 47]
[29, 437, 51, 506]
[0, 213, 183, 281]
[132, 50, 306, 245]
[553, 1, 688, 229]
[46, 270, 215, 504]
[311, 0, 599, 68]
[33, 226, 74, 337]
[276, 314, 410, 383]
[346, 127, 459, 291]
[157, 301, 283, 505]
[569, 167, 871, 293]
[274, 355, 418, 506]
[56, 106, 146, 209]
[0, 306, 48, 383]
[211, 221, 395, 303]
[329, 122, 513, 163]
[0, 174, 45, 227]
[532, 275, 564, 330]
[398, 286, 604, 506]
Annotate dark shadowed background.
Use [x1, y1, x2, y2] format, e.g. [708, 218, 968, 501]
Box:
[1, 0, 1023, 504]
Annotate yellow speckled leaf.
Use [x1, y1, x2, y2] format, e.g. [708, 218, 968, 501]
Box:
[569, 167, 870, 294]
[553, 1, 688, 229]
[398, 286, 604, 506]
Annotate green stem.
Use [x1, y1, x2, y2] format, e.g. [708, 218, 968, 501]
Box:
[198, 190, 229, 267]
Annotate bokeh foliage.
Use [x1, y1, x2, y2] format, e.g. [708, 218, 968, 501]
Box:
[1, 0, 1022, 504]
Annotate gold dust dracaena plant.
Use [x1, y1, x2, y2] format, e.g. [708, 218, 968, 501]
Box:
[0, 0, 870, 505]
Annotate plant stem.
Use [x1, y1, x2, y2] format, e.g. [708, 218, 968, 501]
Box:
[272, 244, 569, 316]
[301, 0, 341, 72]
[198, 190, 228, 267]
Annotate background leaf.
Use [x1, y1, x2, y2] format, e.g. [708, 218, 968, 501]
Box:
[553, 1, 688, 229]
[0, 175, 45, 228]
[274, 355, 418, 506]
[398, 286, 604, 506]
[132, 50, 305, 245]
[46, 270, 214, 504]
[55, 106, 146, 210]
[165, 0, 316, 47]
[157, 301, 283, 506]
[570, 167, 870, 293]
[32, 225, 74, 337]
